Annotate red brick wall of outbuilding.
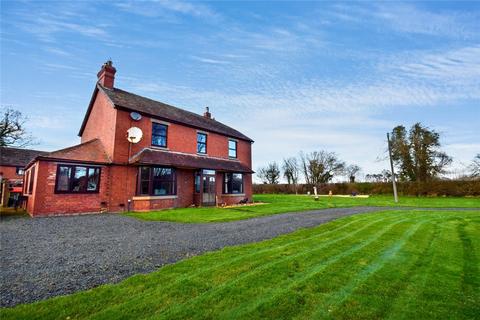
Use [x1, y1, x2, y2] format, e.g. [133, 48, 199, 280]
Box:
[0, 166, 22, 180]
[25, 160, 110, 216]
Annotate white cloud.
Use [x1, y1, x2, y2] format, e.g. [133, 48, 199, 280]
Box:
[190, 56, 231, 65]
[374, 3, 479, 39]
[115, 0, 219, 21]
[325, 3, 480, 39]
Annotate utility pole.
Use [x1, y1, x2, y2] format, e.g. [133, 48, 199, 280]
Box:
[387, 132, 399, 203]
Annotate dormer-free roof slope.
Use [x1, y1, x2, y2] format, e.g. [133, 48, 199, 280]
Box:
[79, 84, 253, 143]
[0, 147, 47, 167]
[26, 139, 111, 168]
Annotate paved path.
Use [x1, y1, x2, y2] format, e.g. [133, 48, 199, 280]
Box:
[0, 206, 477, 306]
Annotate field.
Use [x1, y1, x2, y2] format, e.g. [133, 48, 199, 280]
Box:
[125, 194, 480, 223]
[2, 209, 479, 319]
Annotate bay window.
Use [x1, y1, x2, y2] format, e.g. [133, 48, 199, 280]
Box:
[137, 166, 176, 196]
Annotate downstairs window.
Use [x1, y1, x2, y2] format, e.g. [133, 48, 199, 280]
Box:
[137, 166, 176, 196]
[223, 173, 243, 194]
[55, 165, 101, 193]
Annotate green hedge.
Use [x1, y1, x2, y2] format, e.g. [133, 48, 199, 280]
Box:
[253, 180, 480, 196]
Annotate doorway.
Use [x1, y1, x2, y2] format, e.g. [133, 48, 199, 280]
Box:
[201, 169, 216, 206]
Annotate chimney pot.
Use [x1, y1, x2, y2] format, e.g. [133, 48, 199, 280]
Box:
[203, 106, 212, 119]
[97, 60, 116, 89]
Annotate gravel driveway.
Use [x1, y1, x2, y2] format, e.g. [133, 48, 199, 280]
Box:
[0, 206, 461, 307]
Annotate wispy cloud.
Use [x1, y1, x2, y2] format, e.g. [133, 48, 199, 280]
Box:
[325, 3, 480, 39]
[384, 46, 480, 82]
[374, 3, 479, 39]
[115, 0, 219, 21]
[13, 11, 108, 43]
[190, 55, 231, 65]
[125, 46, 480, 118]
[42, 47, 72, 57]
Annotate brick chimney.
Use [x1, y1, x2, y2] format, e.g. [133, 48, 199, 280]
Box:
[203, 106, 212, 119]
[97, 60, 116, 89]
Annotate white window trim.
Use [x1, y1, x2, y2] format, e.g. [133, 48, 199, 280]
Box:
[151, 119, 170, 126]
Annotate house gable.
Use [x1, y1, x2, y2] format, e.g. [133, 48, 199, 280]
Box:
[80, 87, 117, 160]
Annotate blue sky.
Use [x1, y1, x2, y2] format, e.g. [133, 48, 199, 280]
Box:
[1, 0, 479, 181]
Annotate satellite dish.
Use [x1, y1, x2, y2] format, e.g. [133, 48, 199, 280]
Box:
[130, 112, 142, 121]
[127, 127, 143, 143]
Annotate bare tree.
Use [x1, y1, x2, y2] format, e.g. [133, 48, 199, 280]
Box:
[257, 162, 281, 184]
[345, 164, 361, 183]
[299, 150, 345, 184]
[470, 154, 480, 178]
[365, 173, 383, 183]
[0, 107, 35, 147]
[283, 157, 300, 193]
[365, 170, 395, 182]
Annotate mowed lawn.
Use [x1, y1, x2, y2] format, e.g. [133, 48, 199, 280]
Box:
[2, 210, 479, 319]
[125, 194, 480, 223]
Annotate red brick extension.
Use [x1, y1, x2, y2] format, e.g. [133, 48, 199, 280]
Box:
[23, 61, 253, 216]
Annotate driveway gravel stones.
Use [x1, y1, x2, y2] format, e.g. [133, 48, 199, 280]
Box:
[0, 206, 473, 307]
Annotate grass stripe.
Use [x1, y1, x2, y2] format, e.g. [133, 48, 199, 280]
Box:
[3, 210, 478, 320]
[91, 213, 402, 319]
[9, 211, 384, 320]
[312, 219, 432, 319]
[158, 216, 416, 319]
[223, 217, 433, 320]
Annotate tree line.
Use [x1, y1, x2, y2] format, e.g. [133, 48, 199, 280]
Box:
[257, 123, 479, 185]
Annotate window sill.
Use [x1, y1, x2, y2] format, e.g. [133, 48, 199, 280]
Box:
[132, 195, 178, 200]
[222, 193, 245, 197]
[197, 152, 207, 156]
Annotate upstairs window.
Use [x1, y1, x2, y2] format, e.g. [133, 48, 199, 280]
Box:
[55, 165, 101, 193]
[228, 139, 237, 158]
[152, 123, 168, 147]
[16, 167, 25, 175]
[197, 133, 207, 154]
[223, 173, 243, 194]
[137, 166, 176, 196]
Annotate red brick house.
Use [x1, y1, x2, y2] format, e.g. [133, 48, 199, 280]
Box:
[24, 61, 253, 217]
[0, 147, 46, 208]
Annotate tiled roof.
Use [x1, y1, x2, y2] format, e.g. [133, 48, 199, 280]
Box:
[130, 148, 253, 173]
[0, 147, 47, 167]
[98, 85, 253, 142]
[35, 139, 112, 165]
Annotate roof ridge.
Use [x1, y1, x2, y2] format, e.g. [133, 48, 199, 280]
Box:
[0, 146, 47, 153]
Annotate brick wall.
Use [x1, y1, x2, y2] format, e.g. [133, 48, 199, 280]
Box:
[112, 108, 253, 165]
[81, 90, 117, 159]
[26, 161, 110, 216]
[0, 165, 24, 181]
